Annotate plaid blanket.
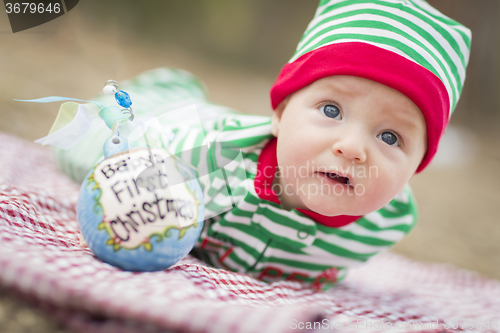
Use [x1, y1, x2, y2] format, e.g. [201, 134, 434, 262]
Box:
[1, 131, 499, 333]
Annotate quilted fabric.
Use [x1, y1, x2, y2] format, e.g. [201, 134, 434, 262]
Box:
[1, 131, 499, 333]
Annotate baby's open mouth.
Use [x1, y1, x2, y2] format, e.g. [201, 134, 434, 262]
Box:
[318, 172, 351, 185]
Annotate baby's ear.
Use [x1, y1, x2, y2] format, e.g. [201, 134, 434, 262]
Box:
[271, 96, 289, 137]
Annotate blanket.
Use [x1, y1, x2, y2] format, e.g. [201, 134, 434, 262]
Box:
[1, 131, 499, 333]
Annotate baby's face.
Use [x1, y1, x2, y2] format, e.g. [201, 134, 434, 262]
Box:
[271, 75, 427, 216]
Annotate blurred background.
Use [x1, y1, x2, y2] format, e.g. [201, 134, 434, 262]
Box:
[1, 0, 499, 331]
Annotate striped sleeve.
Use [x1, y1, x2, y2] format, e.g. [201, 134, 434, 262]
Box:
[166, 114, 273, 220]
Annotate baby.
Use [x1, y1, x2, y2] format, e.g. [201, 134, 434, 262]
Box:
[60, 0, 470, 289]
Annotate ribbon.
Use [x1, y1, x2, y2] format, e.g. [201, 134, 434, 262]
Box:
[16, 96, 196, 170]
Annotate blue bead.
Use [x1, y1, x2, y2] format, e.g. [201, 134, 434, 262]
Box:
[115, 90, 132, 108]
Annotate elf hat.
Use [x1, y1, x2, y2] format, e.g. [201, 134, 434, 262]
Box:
[270, 0, 471, 172]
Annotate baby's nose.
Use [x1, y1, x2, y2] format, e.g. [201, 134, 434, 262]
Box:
[331, 135, 367, 163]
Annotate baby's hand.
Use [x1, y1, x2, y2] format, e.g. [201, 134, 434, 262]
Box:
[79, 234, 88, 248]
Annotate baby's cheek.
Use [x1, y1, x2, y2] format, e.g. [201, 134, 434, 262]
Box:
[280, 143, 307, 168]
[374, 176, 406, 204]
[355, 192, 391, 215]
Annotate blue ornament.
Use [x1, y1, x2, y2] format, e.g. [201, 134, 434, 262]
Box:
[77, 148, 204, 271]
[77, 79, 203, 271]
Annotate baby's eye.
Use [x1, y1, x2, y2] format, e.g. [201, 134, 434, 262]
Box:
[377, 131, 399, 146]
[319, 104, 342, 120]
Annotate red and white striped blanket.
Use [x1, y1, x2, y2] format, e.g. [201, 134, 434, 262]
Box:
[1, 131, 499, 333]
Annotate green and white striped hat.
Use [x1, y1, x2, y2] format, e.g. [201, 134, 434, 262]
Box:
[270, 0, 471, 172]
